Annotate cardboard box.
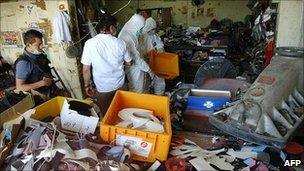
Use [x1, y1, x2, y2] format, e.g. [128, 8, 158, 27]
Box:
[60, 99, 99, 134]
[0, 92, 34, 166]
[0, 93, 34, 129]
[0, 96, 94, 166]
[0, 116, 24, 167]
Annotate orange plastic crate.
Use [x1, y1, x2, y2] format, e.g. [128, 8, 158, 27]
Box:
[100, 90, 172, 162]
[148, 50, 179, 80]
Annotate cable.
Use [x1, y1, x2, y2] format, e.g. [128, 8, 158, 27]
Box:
[69, 21, 99, 46]
[111, 0, 132, 16]
[71, 0, 132, 45]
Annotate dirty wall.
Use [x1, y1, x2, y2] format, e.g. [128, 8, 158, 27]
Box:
[106, 0, 251, 27]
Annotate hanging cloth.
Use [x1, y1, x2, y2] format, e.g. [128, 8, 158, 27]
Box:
[52, 11, 72, 44]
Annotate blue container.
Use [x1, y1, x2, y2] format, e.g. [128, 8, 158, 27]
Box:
[187, 96, 230, 111]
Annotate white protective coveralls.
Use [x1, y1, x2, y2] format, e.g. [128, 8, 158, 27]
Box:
[141, 17, 165, 54]
[118, 14, 153, 93]
[140, 17, 166, 95]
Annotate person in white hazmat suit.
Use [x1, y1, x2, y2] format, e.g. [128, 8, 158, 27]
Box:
[139, 17, 166, 95]
[118, 14, 154, 93]
[141, 17, 165, 53]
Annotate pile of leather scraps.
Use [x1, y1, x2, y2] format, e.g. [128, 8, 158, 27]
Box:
[169, 136, 235, 170]
[167, 135, 294, 171]
[1, 117, 141, 171]
[115, 108, 164, 133]
[0, 91, 28, 113]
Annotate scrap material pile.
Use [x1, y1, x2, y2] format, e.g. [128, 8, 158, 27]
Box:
[0, 98, 140, 170]
[1, 91, 172, 170]
[167, 135, 304, 171]
[1, 118, 133, 170]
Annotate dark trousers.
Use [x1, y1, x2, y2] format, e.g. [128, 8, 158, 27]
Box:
[95, 85, 126, 117]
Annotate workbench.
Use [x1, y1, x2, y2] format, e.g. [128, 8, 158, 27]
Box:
[165, 45, 228, 83]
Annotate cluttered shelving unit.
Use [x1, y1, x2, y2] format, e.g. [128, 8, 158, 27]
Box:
[165, 44, 229, 83]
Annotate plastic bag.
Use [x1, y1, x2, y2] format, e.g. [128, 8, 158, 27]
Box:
[152, 76, 166, 95]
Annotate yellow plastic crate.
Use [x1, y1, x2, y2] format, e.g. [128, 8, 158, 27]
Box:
[100, 90, 172, 162]
[148, 50, 179, 80]
[31, 96, 92, 121]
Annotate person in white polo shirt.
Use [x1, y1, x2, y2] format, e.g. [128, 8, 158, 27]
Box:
[81, 14, 131, 116]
